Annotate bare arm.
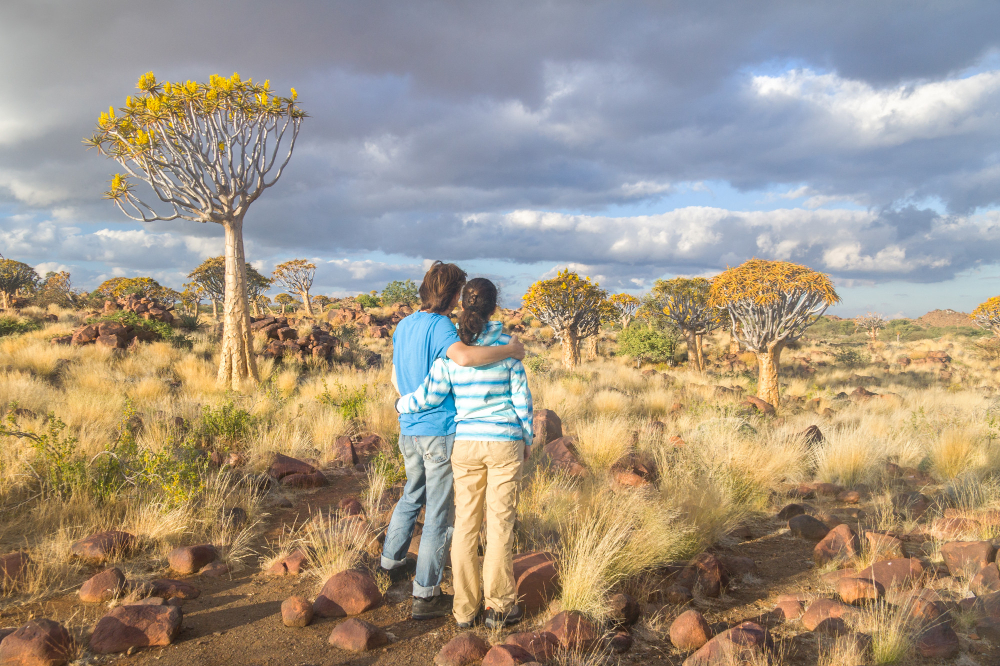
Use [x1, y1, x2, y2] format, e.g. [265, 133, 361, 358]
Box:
[391, 364, 400, 396]
[446, 335, 525, 367]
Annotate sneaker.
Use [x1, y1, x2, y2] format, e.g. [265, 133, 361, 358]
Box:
[380, 558, 417, 584]
[456, 607, 483, 629]
[412, 593, 454, 620]
[484, 604, 523, 629]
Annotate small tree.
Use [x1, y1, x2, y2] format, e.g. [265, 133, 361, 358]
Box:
[972, 297, 1000, 337]
[180, 282, 203, 317]
[710, 259, 840, 407]
[647, 277, 720, 372]
[381, 279, 419, 306]
[275, 293, 296, 314]
[313, 295, 332, 311]
[522, 269, 607, 369]
[86, 71, 304, 389]
[273, 259, 316, 315]
[356, 292, 380, 309]
[189, 256, 271, 320]
[0, 258, 39, 310]
[95, 276, 167, 300]
[854, 312, 888, 347]
[606, 293, 640, 329]
[616, 323, 676, 368]
[35, 271, 74, 308]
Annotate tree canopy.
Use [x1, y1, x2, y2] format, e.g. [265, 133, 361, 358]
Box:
[381, 279, 419, 306]
[94, 276, 166, 300]
[0, 258, 39, 309]
[522, 269, 607, 368]
[606, 293, 640, 329]
[188, 257, 271, 305]
[273, 259, 316, 315]
[972, 297, 1000, 336]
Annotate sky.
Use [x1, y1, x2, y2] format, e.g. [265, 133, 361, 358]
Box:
[2, 1, 1000, 317]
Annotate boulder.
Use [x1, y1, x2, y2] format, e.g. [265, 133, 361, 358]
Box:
[662, 584, 693, 605]
[434, 632, 491, 666]
[281, 471, 329, 488]
[837, 576, 885, 604]
[481, 644, 536, 666]
[608, 592, 640, 626]
[682, 621, 771, 666]
[940, 541, 997, 576]
[972, 562, 1000, 595]
[267, 453, 316, 480]
[542, 437, 587, 476]
[512, 552, 559, 613]
[813, 524, 860, 565]
[502, 631, 559, 663]
[199, 562, 229, 578]
[864, 532, 904, 561]
[167, 544, 218, 575]
[541, 611, 598, 651]
[669, 610, 712, 650]
[774, 595, 805, 620]
[281, 595, 313, 628]
[814, 482, 843, 497]
[891, 492, 930, 518]
[532, 410, 563, 447]
[89, 604, 182, 653]
[70, 530, 136, 563]
[0, 619, 72, 666]
[147, 579, 201, 600]
[683, 552, 728, 598]
[334, 436, 358, 465]
[266, 549, 309, 576]
[742, 396, 775, 415]
[837, 490, 861, 504]
[802, 599, 857, 631]
[854, 558, 924, 590]
[788, 514, 830, 541]
[71, 325, 99, 345]
[327, 619, 388, 652]
[79, 568, 126, 603]
[799, 425, 824, 445]
[916, 624, 959, 659]
[776, 504, 806, 520]
[313, 569, 382, 618]
[0, 552, 30, 588]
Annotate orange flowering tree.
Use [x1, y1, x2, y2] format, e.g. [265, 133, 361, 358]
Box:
[86, 72, 305, 388]
[710, 259, 839, 407]
[647, 277, 720, 372]
[972, 296, 1000, 336]
[272, 259, 316, 315]
[522, 269, 607, 369]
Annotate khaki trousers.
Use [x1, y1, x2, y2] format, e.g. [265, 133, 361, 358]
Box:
[450, 439, 524, 623]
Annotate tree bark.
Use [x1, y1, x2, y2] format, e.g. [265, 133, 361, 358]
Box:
[695, 333, 705, 372]
[684, 330, 701, 372]
[755, 343, 783, 408]
[210, 297, 218, 321]
[583, 336, 598, 361]
[300, 290, 313, 315]
[217, 217, 259, 389]
[1, 292, 8, 310]
[560, 330, 580, 369]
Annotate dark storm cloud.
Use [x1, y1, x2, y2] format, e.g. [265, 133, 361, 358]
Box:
[2, 0, 1000, 291]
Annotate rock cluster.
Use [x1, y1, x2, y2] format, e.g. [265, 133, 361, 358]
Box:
[252, 316, 344, 362]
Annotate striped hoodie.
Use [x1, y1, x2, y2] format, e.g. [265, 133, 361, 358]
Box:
[395, 321, 534, 444]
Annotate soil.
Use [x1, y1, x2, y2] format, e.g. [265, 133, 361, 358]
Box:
[4, 472, 1000, 665]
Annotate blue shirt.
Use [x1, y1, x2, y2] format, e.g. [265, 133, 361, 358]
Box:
[393, 311, 461, 436]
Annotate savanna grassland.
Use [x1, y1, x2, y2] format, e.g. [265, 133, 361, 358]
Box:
[1, 302, 1000, 666]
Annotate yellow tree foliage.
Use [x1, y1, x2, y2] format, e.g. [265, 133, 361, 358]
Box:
[0, 258, 39, 310]
[710, 259, 840, 407]
[272, 259, 317, 315]
[972, 296, 1000, 336]
[522, 269, 607, 368]
[606, 293, 640, 329]
[646, 277, 721, 372]
[94, 276, 165, 300]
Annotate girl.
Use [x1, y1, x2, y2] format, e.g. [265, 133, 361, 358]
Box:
[395, 278, 533, 629]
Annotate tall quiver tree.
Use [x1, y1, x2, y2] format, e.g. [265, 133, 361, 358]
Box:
[710, 259, 839, 407]
[972, 297, 1000, 337]
[607, 293, 640, 329]
[522, 269, 607, 369]
[0, 257, 39, 310]
[86, 72, 304, 389]
[272, 259, 316, 315]
[647, 277, 719, 372]
[188, 256, 271, 320]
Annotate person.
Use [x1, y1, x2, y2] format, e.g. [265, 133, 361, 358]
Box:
[380, 262, 525, 621]
[395, 278, 533, 629]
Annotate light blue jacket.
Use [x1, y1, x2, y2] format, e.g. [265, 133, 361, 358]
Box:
[396, 321, 534, 444]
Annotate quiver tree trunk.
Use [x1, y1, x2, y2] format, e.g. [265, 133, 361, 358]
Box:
[584, 336, 598, 361]
[218, 217, 259, 389]
[560, 330, 580, 369]
[755, 343, 783, 408]
[210, 298, 218, 320]
[300, 290, 313, 315]
[684, 330, 702, 372]
[695, 333, 705, 372]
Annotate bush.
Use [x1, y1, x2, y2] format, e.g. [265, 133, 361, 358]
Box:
[356, 294, 380, 309]
[615, 324, 676, 366]
[833, 347, 870, 368]
[380, 279, 419, 306]
[88, 310, 173, 341]
[0, 316, 41, 337]
[319, 381, 370, 420]
[196, 401, 257, 449]
[524, 354, 551, 374]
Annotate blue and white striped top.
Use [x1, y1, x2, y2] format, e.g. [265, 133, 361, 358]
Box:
[396, 321, 534, 444]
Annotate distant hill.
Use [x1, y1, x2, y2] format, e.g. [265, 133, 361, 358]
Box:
[915, 309, 973, 328]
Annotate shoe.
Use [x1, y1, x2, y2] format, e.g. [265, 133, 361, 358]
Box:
[412, 593, 454, 620]
[456, 607, 483, 629]
[484, 604, 523, 629]
[380, 558, 417, 584]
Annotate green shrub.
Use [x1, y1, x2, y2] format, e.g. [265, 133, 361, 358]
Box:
[833, 347, 870, 368]
[319, 381, 369, 420]
[197, 401, 257, 448]
[380, 279, 419, 306]
[0, 316, 41, 337]
[88, 310, 173, 340]
[616, 324, 676, 366]
[356, 293, 380, 309]
[524, 354, 551, 374]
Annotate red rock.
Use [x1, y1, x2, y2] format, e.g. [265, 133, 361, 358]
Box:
[167, 544, 218, 575]
[79, 568, 126, 603]
[854, 558, 923, 590]
[313, 570, 382, 617]
[812, 617, 852, 636]
[932, 516, 980, 539]
[799, 425, 824, 445]
[512, 552, 559, 613]
[787, 483, 816, 499]
[96, 334, 125, 349]
[788, 514, 830, 541]
[609, 629, 633, 653]
[813, 524, 859, 565]
[814, 482, 843, 496]
[0, 552, 29, 588]
[774, 596, 805, 620]
[71, 324, 98, 345]
[669, 610, 712, 650]
[481, 644, 536, 666]
[327, 619, 388, 651]
[334, 436, 359, 465]
[682, 621, 771, 666]
[0, 619, 72, 665]
[676, 552, 728, 598]
[70, 531, 136, 563]
[742, 396, 775, 415]
[339, 497, 364, 516]
[662, 584, 693, 604]
[973, 562, 1000, 594]
[905, 588, 950, 626]
[864, 532, 904, 561]
[940, 541, 997, 576]
[267, 453, 316, 480]
[267, 549, 309, 576]
[281, 595, 313, 628]
[532, 409, 562, 447]
[776, 504, 805, 520]
[837, 576, 885, 604]
[541, 611, 598, 650]
[353, 434, 382, 456]
[837, 490, 861, 504]
[892, 492, 930, 518]
[281, 470, 329, 488]
[198, 562, 228, 578]
[89, 604, 182, 653]
[542, 437, 587, 476]
[434, 632, 491, 666]
[609, 592, 640, 626]
[917, 623, 959, 658]
[802, 599, 857, 631]
[148, 579, 201, 600]
[502, 631, 559, 662]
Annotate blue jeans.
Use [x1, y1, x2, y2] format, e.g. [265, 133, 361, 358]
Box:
[381, 434, 455, 597]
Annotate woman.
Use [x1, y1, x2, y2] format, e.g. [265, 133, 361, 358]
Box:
[395, 278, 533, 629]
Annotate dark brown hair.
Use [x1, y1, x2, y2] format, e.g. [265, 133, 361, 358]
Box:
[419, 261, 467, 314]
[457, 278, 498, 345]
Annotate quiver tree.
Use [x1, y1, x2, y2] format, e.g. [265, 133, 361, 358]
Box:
[313, 295, 332, 311]
[36, 271, 74, 308]
[272, 259, 316, 315]
[180, 282, 203, 317]
[94, 276, 165, 300]
[522, 269, 607, 369]
[647, 277, 720, 372]
[0, 258, 39, 310]
[275, 293, 296, 314]
[188, 256, 271, 319]
[607, 293, 640, 329]
[710, 259, 840, 407]
[854, 312, 887, 347]
[86, 71, 304, 389]
[972, 297, 1000, 336]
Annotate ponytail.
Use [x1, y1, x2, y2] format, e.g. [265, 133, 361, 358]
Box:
[457, 278, 498, 345]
